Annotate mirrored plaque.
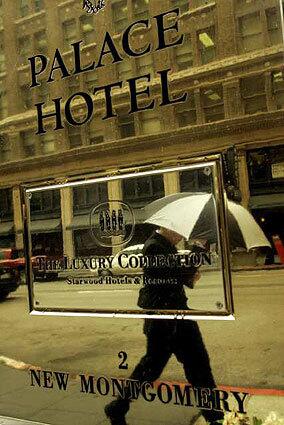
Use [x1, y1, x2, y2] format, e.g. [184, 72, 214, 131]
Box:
[23, 157, 234, 318]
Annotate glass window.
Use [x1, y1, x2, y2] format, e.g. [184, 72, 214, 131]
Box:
[175, 33, 193, 71]
[19, 0, 29, 17]
[0, 1, 3, 28]
[118, 113, 135, 138]
[180, 168, 212, 192]
[247, 146, 284, 195]
[238, 12, 263, 52]
[21, 130, 36, 157]
[0, 188, 13, 219]
[133, 0, 149, 21]
[80, 15, 95, 45]
[201, 85, 224, 122]
[18, 36, 32, 65]
[0, 81, 7, 119]
[241, 75, 267, 114]
[0, 134, 9, 163]
[137, 54, 153, 77]
[34, 31, 47, 54]
[197, 26, 216, 64]
[41, 132, 55, 155]
[67, 125, 82, 148]
[112, 0, 128, 34]
[34, 0, 44, 12]
[85, 70, 98, 91]
[140, 110, 161, 134]
[272, 70, 284, 110]
[67, 75, 80, 96]
[176, 93, 196, 127]
[266, 7, 282, 46]
[30, 190, 60, 214]
[21, 84, 33, 110]
[171, 0, 188, 13]
[62, 19, 77, 50]
[123, 175, 164, 204]
[37, 81, 49, 104]
[195, 0, 211, 6]
[73, 183, 108, 211]
[88, 118, 104, 144]
[117, 58, 132, 80]
[0, 33, 5, 72]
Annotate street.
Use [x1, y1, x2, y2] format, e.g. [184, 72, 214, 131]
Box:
[0, 269, 283, 389]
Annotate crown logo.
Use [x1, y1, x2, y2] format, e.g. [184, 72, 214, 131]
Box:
[83, 0, 106, 14]
[90, 201, 135, 247]
[99, 209, 124, 238]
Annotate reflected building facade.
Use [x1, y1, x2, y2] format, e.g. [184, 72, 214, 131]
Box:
[0, 0, 283, 262]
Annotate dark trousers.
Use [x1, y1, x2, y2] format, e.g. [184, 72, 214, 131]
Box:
[114, 319, 223, 422]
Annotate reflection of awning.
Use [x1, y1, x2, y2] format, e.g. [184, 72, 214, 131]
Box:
[250, 194, 284, 209]
[30, 219, 61, 234]
[0, 221, 14, 235]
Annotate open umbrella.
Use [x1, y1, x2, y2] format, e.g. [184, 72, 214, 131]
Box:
[143, 193, 270, 251]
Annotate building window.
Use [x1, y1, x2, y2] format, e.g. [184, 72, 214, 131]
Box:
[0, 188, 13, 220]
[133, 0, 149, 21]
[180, 168, 212, 192]
[175, 33, 193, 71]
[0, 33, 5, 72]
[137, 54, 154, 77]
[112, 0, 128, 34]
[80, 15, 95, 45]
[30, 190, 60, 214]
[176, 93, 196, 127]
[34, 0, 44, 12]
[197, 26, 216, 64]
[0, 82, 7, 119]
[41, 132, 55, 155]
[21, 130, 36, 157]
[241, 75, 267, 114]
[266, 7, 282, 46]
[67, 75, 80, 96]
[247, 146, 284, 195]
[37, 81, 49, 104]
[34, 31, 47, 54]
[88, 118, 104, 144]
[171, 0, 188, 14]
[238, 12, 263, 52]
[272, 70, 284, 110]
[195, 0, 212, 6]
[19, 0, 29, 17]
[21, 84, 33, 110]
[85, 71, 98, 91]
[67, 125, 82, 148]
[18, 36, 32, 65]
[0, 1, 3, 28]
[118, 113, 135, 138]
[123, 175, 164, 205]
[73, 183, 108, 212]
[62, 19, 77, 51]
[117, 59, 132, 81]
[0, 134, 9, 163]
[140, 110, 161, 134]
[201, 85, 224, 122]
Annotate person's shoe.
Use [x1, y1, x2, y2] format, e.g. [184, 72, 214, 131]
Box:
[104, 400, 128, 425]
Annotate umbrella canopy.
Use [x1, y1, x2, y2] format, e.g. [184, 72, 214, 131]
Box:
[143, 193, 270, 251]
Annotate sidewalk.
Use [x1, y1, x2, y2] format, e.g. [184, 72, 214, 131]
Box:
[0, 365, 284, 425]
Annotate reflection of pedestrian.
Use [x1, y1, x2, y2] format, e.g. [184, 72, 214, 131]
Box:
[105, 227, 223, 425]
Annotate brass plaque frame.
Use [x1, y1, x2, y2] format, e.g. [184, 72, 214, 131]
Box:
[22, 154, 234, 320]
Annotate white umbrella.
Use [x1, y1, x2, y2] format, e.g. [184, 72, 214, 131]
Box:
[144, 193, 270, 251]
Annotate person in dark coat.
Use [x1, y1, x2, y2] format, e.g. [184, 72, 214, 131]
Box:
[105, 227, 224, 425]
